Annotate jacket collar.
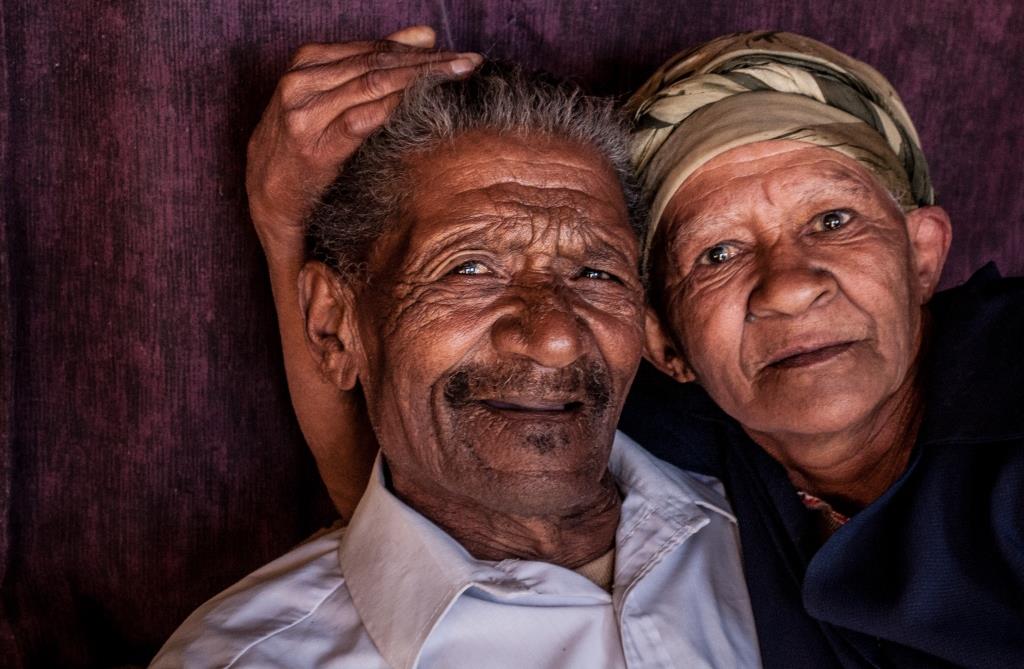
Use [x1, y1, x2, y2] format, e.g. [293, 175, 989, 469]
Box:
[917, 263, 1024, 445]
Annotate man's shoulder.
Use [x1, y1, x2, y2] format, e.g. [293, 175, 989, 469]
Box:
[150, 526, 355, 668]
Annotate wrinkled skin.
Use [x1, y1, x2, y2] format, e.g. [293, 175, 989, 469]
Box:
[247, 27, 482, 515]
[646, 140, 951, 510]
[304, 131, 646, 564]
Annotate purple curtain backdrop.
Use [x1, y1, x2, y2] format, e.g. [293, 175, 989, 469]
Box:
[2, 1, 1022, 666]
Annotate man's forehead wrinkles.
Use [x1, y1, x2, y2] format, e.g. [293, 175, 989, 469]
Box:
[480, 214, 605, 249]
[416, 198, 621, 245]
[475, 199, 592, 222]
[417, 182, 615, 230]
[468, 180, 617, 210]
[432, 149, 613, 189]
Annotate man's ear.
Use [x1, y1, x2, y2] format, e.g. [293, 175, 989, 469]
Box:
[905, 205, 952, 302]
[298, 261, 361, 391]
[643, 306, 697, 384]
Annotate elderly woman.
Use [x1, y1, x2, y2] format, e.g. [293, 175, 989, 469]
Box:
[247, 29, 1023, 668]
[617, 32, 1024, 668]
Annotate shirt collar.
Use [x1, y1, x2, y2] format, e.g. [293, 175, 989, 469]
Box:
[339, 430, 734, 669]
[609, 430, 734, 522]
[338, 453, 488, 669]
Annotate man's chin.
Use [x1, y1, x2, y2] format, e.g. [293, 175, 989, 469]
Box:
[427, 397, 621, 515]
[446, 404, 616, 474]
[455, 466, 615, 518]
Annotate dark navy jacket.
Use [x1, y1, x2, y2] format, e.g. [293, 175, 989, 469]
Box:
[621, 265, 1024, 668]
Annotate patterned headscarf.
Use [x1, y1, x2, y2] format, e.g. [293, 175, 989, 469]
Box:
[627, 31, 933, 264]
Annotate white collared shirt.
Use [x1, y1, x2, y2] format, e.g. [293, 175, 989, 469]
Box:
[151, 432, 761, 668]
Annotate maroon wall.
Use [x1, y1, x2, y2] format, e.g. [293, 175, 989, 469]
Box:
[2, 1, 1022, 666]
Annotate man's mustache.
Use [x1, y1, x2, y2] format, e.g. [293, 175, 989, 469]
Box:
[442, 359, 612, 411]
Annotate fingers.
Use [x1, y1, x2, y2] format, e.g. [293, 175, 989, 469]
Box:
[244, 27, 469, 239]
[288, 39, 433, 70]
[291, 24, 439, 68]
[320, 91, 403, 148]
[304, 53, 480, 114]
[283, 53, 476, 151]
[281, 50, 478, 107]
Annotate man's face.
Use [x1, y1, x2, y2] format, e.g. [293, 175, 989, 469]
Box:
[653, 141, 931, 441]
[352, 131, 645, 516]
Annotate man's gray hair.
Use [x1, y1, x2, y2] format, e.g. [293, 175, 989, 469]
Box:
[308, 61, 646, 281]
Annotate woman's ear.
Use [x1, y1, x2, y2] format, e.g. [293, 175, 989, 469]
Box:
[905, 205, 952, 303]
[643, 307, 697, 384]
[298, 261, 361, 391]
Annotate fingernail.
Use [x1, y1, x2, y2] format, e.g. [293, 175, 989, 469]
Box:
[450, 58, 478, 75]
[458, 52, 484, 65]
[406, 27, 435, 46]
[388, 25, 435, 47]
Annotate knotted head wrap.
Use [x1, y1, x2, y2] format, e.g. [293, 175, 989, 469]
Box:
[627, 31, 933, 265]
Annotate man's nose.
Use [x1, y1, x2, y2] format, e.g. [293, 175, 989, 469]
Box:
[490, 287, 585, 369]
[747, 249, 838, 320]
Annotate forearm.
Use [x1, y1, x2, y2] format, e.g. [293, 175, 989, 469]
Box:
[246, 28, 479, 517]
[264, 237, 376, 518]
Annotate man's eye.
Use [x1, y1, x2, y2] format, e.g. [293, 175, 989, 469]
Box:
[815, 210, 852, 232]
[578, 267, 620, 282]
[701, 244, 738, 265]
[450, 260, 491, 276]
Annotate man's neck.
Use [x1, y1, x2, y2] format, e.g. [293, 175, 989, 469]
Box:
[746, 372, 923, 516]
[389, 470, 622, 570]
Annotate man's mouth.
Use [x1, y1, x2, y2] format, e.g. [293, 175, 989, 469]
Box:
[766, 341, 857, 369]
[479, 398, 585, 416]
[442, 361, 612, 417]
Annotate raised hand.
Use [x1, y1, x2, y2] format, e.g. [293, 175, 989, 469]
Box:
[246, 26, 482, 258]
[247, 27, 481, 517]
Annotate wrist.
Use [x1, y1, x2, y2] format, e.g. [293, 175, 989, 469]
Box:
[255, 223, 306, 276]
[249, 201, 307, 250]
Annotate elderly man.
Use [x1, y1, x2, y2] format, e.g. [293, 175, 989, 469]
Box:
[247, 29, 1024, 669]
[151, 63, 760, 667]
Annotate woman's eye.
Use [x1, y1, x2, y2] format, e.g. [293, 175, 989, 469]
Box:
[701, 244, 738, 265]
[450, 260, 491, 276]
[578, 267, 620, 282]
[816, 210, 852, 232]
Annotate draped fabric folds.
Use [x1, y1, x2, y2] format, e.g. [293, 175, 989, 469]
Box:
[626, 31, 934, 263]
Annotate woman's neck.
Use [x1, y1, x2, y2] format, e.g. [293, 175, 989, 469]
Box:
[745, 371, 923, 516]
